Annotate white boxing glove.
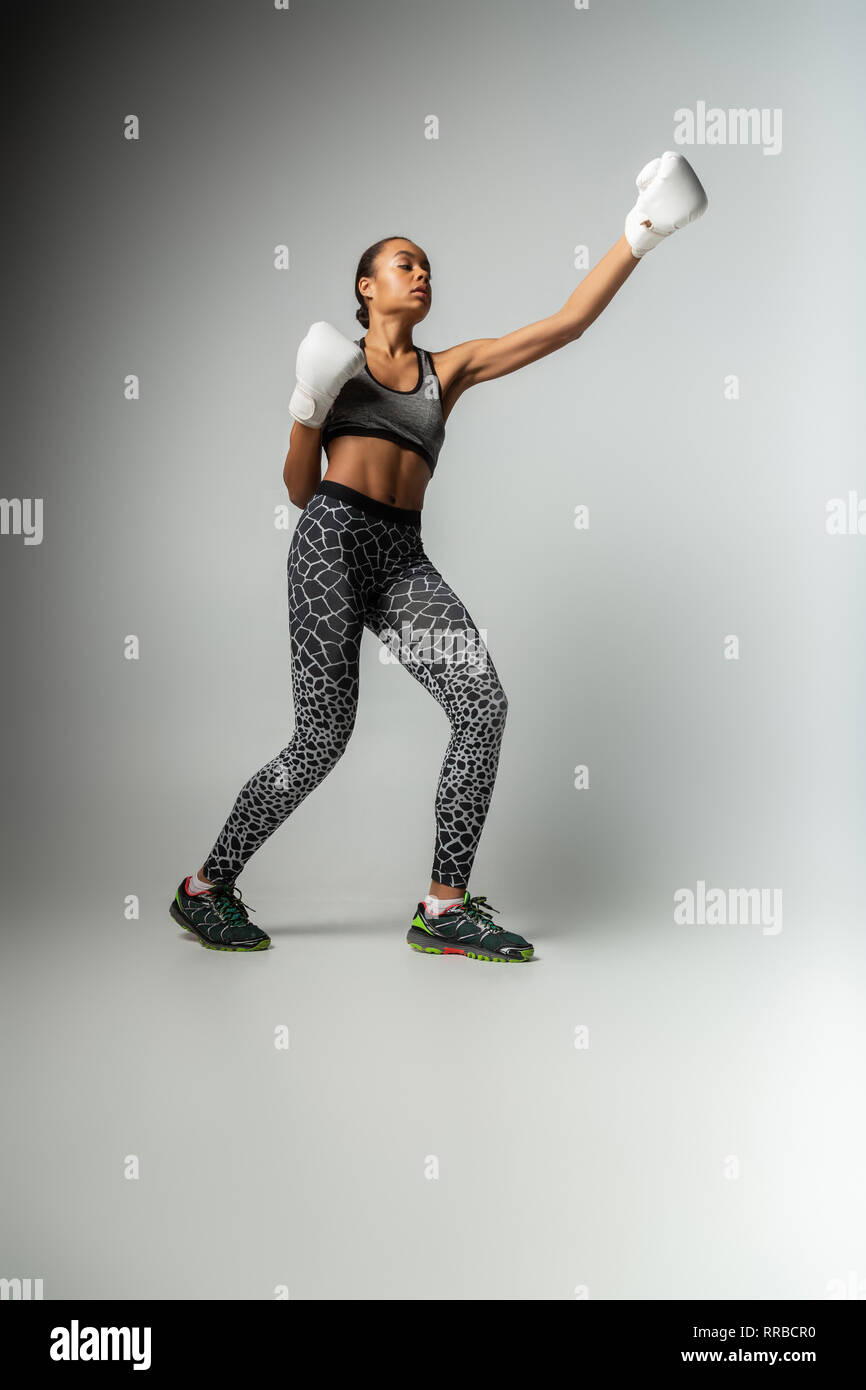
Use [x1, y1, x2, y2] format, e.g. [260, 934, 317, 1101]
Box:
[624, 151, 708, 258]
[289, 321, 366, 429]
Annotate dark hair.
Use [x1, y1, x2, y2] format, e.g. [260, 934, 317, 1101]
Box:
[354, 235, 413, 329]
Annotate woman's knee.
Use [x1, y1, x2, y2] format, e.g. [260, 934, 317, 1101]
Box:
[451, 674, 508, 735]
[283, 705, 358, 769]
[311, 710, 358, 763]
[489, 680, 508, 730]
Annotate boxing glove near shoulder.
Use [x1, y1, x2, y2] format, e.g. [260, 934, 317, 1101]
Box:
[625, 151, 708, 258]
[289, 321, 366, 430]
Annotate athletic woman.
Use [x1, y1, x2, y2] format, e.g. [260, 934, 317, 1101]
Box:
[170, 151, 707, 954]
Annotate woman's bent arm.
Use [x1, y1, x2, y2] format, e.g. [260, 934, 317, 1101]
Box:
[283, 421, 322, 508]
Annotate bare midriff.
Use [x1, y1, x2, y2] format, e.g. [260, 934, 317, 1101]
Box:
[322, 435, 432, 511]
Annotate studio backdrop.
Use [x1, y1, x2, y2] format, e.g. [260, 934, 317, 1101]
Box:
[1, 0, 864, 1302]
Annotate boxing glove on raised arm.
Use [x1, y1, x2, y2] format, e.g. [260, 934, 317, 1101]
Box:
[289, 321, 366, 430]
[624, 151, 708, 258]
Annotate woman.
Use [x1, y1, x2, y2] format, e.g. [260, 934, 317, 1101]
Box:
[170, 151, 707, 955]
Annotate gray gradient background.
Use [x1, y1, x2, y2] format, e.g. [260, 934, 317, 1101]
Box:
[2, 0, 865, 1300]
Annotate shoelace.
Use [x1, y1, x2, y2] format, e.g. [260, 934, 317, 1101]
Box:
[461, 894, 501, 936]
[210, 881, 257, 927]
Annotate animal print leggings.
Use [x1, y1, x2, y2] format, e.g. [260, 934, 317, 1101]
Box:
[201, 479, 508, 888]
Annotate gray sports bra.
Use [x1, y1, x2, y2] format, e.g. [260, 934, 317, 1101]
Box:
[320, 336, 446, 477]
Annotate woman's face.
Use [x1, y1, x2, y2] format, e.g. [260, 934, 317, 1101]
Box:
[361, 241, 432, 322]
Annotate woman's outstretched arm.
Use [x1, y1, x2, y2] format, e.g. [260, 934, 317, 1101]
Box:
[440, 152, 707, 393]
[438, 234, 639, 395]
[559, 234, 641, 340]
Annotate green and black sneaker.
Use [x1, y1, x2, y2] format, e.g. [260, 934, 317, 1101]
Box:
[170, 875, 271, 952]
[407, 891, 533, 963]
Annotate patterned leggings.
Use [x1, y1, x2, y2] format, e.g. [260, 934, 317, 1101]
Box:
[201, 479, 508, 888]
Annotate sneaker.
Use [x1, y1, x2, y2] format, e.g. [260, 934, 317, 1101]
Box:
[407, 891, 533, 963]
[169, 876, 271, 952]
